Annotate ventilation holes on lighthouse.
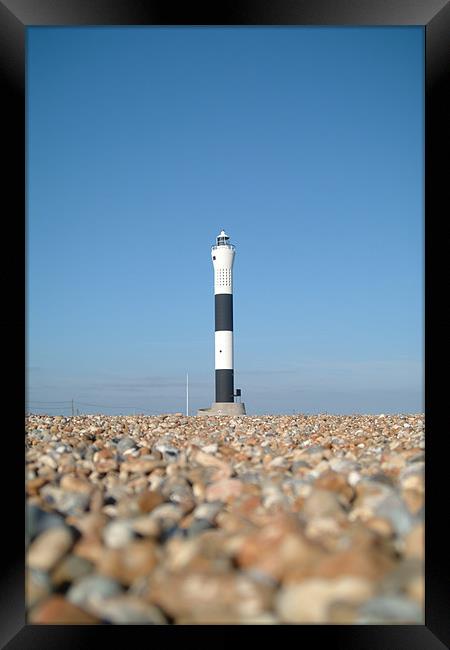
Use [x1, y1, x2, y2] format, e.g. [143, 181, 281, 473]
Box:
[216, 268, 231, 287]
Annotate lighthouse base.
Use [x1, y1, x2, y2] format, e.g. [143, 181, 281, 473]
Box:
[197, 402, 246, 416]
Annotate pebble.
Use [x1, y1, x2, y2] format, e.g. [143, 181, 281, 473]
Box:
[348, 471, 362, 486]
[136, 491, 165, 513]
[276, 577, 374, 623]
[314, 545, 395, 581]
[93, 595, 167, 624]
[403, 523, 424, 559]
[142, 570, 274, 623]
[302, 489, 344, 519]
[154, 443, 180, 462]
[375, 493, 414, 537]
[27, 504, 66, 544]
[27, 525, 75, 572]
[96, 540, 158, 585]
[205, 479, 243, 502]
[150, 502, 185, 523]
[235, 514, 322, 582]
[116, 437, 136, 454]
[66, 574, 123, 614]
[129, 515, 161, 537]
[26, 569, 52, 608]
[378, 558, 423, 596]
[40, 454, 58, 469]
[59, 475, 93, 494]
[51, 554, 94, 587]
[187, 519, 215, 537]
[202, 443, 218, 454]
[356, 595, 424, 623]
[29, 595, 101, 624]
[40, 485, 91, 515]
[102, 520, 135, 549]
[192, 501, 223, 522]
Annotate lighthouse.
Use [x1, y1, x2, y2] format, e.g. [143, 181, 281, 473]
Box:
[197, 230, 246, 416]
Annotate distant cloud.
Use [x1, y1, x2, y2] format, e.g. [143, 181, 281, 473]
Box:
[239, 369, 298, 375]
[82, 376, 209, 393]
[238, 359, 422, 392]
[26, 384, 59, 390]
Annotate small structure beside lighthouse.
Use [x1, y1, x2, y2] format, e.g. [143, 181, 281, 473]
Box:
[197, 230, 246, 416]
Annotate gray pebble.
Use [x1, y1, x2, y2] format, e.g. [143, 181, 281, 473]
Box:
[67, 574, 123, 611]
[187, 518, 214, 537]
[283, 478, 311, 496]
[239, 471, 263, 484]
[369, 473, 396, 487]
[157, 445, 180, 462]
[408, 452, 425, 463]
[26, 569, 52, 608]
[356, 596, 423, 623]
[94, 596, 167, 624]
[159, 524, 186, 543]
[40, 485, 91, 516]
[116, 437, 136, 454]
[26, 504, 66, 545]
[376, 493, 414, 537]
[291, 460, 311, 472]
[400, 463, 425, 482]
[52, 554, 94, 585]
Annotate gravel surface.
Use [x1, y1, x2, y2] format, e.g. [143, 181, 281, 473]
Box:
[26, 413, 424, 624]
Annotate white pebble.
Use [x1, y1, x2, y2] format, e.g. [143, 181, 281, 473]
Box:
[348, 471, 362, 486]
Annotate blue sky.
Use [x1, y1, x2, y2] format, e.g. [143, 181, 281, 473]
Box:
[26, 27, 424, 416]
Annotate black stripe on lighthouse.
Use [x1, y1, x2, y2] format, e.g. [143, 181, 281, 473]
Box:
[215, 294, 233, 331]
[215, 369, 234, 403]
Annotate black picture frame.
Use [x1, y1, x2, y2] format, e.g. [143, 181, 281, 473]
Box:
[3, 0, 449, 647]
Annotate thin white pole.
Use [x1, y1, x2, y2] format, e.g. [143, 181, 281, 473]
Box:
[186, 372, 189, 417]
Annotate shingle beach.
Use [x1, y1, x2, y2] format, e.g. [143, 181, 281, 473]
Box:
[26, 413, 424, 624]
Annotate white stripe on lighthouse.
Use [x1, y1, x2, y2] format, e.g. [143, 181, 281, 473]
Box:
[214, 267, 233, 294]
[215, 331, 233, 369]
